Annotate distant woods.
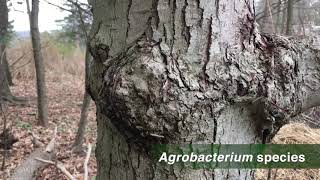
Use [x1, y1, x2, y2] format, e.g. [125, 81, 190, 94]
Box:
[0, 0, 92, 149]
[256, 0, 320, 37]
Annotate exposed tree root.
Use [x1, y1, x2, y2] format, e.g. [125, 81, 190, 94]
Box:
[0, 95, 30, 106]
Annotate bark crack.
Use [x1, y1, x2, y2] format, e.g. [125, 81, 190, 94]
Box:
[171, 0, 177, 54]
[152, 0, 160, 29]
[175, 61, 189, 89]
[181, 0, 190, 48]
[108, 134, 113, 180]
[215, 0, 220, 21]
[126, 0, 133, 39]
[196, 0, 204, 26]
[203, 16, 213, 83]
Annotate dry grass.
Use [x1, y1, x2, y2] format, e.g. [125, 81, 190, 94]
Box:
[7, 38, 85, 82]
[256, 123, 320, 180]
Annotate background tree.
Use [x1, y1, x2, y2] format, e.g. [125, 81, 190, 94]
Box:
[88, 0, 320, 179]
[53, 0, 93, 151]
[0, 1, 15, 87]
[0, 0, 13, 104]
[62, 0, 93, 151]
[55, 0, 92, 48]
[73, 49, 92, 152]
[26, 0, 48, 126]
[255, 0, 320, 37]
[3, 57, 13, 86]
[261, 0, 275, 33]
[286, 0, 294, 35]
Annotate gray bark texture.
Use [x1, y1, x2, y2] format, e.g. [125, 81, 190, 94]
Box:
[87, 0, 320, 179]
[26, 0, 48, 126]
[0, 0, 12, 103]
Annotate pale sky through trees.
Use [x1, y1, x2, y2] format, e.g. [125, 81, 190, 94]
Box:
[9, 0, 69, 32]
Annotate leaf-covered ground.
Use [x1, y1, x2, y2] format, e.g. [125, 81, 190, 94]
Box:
[0, 73, 97, 180]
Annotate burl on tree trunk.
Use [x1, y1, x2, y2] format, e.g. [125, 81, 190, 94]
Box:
[88, 0, 320, 179]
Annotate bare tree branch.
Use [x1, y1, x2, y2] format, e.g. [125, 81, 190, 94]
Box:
[41, 0, 73, 13]
[35, 158, 76, 180]
[45, 126, 57, 153]
[83, 143, 92, 180]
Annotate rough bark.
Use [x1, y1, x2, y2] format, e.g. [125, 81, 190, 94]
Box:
[0, 0, 12, 104]
[88, 0, 320, 179]
[26, 0, 48, 126]
[73, 49, 92, 151]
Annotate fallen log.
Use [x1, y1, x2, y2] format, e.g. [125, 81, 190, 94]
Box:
[35, 158, 75, 180]
[9, 127, 57, 180]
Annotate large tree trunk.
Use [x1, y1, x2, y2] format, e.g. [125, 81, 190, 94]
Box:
[0, 0, 12, 104]
[26, 0, 48, 126]
[88, 0, 320, 179]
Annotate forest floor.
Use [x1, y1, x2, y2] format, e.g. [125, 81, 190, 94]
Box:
[1, 73, 97, 180]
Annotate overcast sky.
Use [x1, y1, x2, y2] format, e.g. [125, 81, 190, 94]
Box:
[9, 0, 69, 32]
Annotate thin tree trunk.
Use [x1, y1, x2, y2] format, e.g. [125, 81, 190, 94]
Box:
[26, 0, 48, 126]
[88, 0, 320, 179]
[0, 46, 11, 101]
[3, 53, 13, 86]
[0, 46, 12, 104]
[73, 49, 92, 151]
[281, 1, 287, 34]
[267, 0, 275, 33]
[0, 0, 12, 103]
[285, 0, 294, 35]
[72, 0, 92, 152]
[73, 92, 90, 151]
[275, 0, 282, 33]
[263, 0, 275, 33]
[298, 5, 305, 36]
